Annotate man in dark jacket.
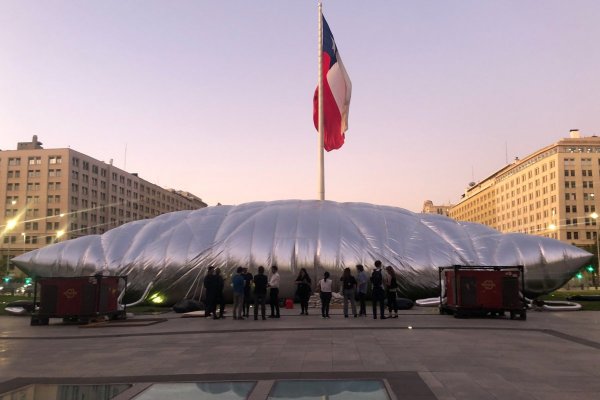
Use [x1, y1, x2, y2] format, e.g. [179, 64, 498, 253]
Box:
[253, 266, 268, 320]
[370, 260, 386, 319]
[203, 266, 216, 318]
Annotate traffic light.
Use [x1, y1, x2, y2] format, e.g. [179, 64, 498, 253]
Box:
[576, 272, 584, 279]
[2, 276, 10, 283]
[24, 277, 32, 285]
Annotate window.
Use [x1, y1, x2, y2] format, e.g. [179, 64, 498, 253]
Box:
[24, 235, 38, 244]
[28, 170, 41, 178]
[28, 156, 41, 165]
[8, 157, 21, 166]
[49, 156, 62, 164]
[82, 161, 89, 170]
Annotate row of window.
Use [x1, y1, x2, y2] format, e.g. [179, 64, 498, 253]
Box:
[6, 156, 62, 166]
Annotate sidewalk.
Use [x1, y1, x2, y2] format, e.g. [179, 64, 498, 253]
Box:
[1, 307, 599, 399]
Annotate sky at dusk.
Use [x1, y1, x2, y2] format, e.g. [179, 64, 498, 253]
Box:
[2, 1, 600, 212]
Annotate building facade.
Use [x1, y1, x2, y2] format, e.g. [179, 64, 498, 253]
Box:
[422, 200, 453, 216]
[1, 136, 207, 277]
[450, 130, 600, 247]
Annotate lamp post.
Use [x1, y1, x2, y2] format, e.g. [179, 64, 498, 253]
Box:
[5, 218, 17, 278]
[591, 213, 600, 289]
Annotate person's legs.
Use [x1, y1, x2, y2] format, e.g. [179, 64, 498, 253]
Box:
[320, 293, 326, 317]
[205, 294, 214, 318]
[372, 295, 378, 319]
[343, 292, 349, 317]
[350, 292, 357, 317]
[269, 289, 277, 317]
[243, 292, 251, 317]
[324, 292, 331, 317]
[359, 292, 366, 316]
[254, 295, 259, 320]
[234, 293, 244, 319]
[260, 295, 266, 319]
[273, 288, 280, 317]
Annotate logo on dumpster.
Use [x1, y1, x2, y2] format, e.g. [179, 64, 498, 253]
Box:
[481, 280, 496, 290]
[64, 288, 78, 299]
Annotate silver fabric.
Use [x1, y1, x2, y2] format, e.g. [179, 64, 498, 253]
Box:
[13, 200, 591, 304]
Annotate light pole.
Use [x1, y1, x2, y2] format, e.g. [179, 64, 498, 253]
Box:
[4, 218, 17, 278]
[590, 213, 600, 289]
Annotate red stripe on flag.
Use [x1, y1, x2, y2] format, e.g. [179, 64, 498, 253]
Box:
[313, 53, 345, 152]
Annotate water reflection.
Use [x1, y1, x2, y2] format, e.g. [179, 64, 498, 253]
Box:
[0, 384, 131, 400]
[269, 380, 389, 400]
[133, 382, 254, 400]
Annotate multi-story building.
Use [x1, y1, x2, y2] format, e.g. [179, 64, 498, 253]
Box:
[422, 200, 453, 216]
[1, 136, 207, 277]
[450, 130, 600, 247]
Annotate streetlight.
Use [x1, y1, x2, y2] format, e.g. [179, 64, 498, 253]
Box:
[5, 218, 17, 278]
[590, 212, 599, 289]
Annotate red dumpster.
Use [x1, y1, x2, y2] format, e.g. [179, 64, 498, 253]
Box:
[439, 266, 526, 320]
[30, 275, 127, 325]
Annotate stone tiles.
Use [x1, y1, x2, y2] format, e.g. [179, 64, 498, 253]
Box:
[1, 307, 599, 399]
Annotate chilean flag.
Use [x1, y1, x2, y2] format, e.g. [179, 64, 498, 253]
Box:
[313, 16, 352, 152]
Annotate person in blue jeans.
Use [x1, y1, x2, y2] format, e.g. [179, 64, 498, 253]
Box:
[231, 266, 245, 320]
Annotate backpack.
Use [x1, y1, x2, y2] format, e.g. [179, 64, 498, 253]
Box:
[371, 269, 383, 287]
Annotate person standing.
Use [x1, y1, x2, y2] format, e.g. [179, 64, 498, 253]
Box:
[340, 267, 358, 318]
[370, 260, 386, 319]
[232, 266, 245, 320]
[202, 266, 216, 318]
[356, 264, 368, 317]
[318, 271, 333, 318]
[213, 268, 226, 319]
[385, 266, 399, 318]
[242, 267, 253, 317]
[268, 265, 280, 318]
[253, 266, 268, 320]
[295, 268, 312, 315]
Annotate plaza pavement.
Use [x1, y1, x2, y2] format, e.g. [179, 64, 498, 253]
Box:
[0, 306, 599, 400]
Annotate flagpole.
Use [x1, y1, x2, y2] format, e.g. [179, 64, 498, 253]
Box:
[318, 0, 325, 201]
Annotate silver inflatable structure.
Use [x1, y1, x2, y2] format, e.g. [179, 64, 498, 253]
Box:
[13, 200, 591, 304]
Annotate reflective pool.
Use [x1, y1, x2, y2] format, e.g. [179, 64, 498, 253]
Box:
[0, 384, 131, 400]
[133, 382, 255, 400]
[269, 380, 390, 400]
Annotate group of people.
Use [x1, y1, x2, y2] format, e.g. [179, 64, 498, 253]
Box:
[203, 265, 281, 320]
[202, 260, 401, 320]
[316, 260, 400, 319]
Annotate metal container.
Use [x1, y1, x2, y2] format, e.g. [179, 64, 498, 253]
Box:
[30, 275, 126, 325]
[439, 266, 527, 320]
